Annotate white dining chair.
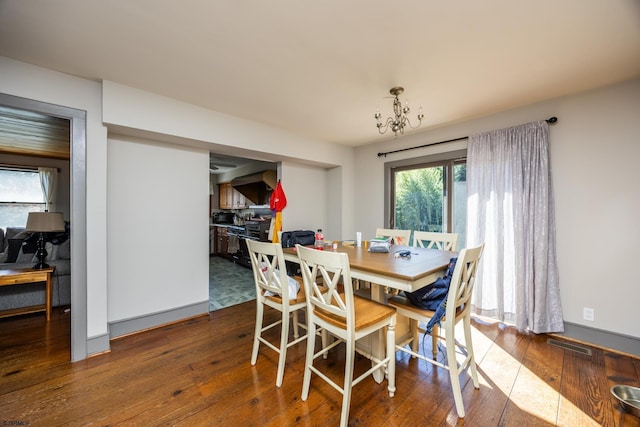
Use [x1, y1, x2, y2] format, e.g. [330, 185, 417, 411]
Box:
[247, 239, 307, 387]
[375, 228, 412, 246]
[388, 244, 484, 418]
[372, 228, 413, 295]
[296, 244, 397, 427]
[410, 231, 460, 355]
[412, 231, 459, 251]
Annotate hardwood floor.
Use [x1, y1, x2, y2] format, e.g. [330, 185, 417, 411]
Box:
[1, 304, 639, 426]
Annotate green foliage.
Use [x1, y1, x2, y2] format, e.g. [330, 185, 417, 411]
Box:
[455, 164, 466, 182]
[395, 167, 444, 233]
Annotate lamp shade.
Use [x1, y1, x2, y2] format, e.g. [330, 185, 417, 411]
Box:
[25, 212, 65, 232]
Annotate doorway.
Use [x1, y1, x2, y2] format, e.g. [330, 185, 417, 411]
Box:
[0, 92, 87, 361]
[208, 153, 276, 310]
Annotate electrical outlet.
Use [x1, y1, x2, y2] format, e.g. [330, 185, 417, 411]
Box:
[583, 307, 595, 322]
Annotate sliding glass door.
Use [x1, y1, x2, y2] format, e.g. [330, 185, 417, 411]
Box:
[391, 159, 467, 247]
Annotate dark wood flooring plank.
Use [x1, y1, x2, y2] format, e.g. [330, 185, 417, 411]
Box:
[460, 321, 531, 426]
[558, 348, 618, 426]
[499, 333, 563, 426]
[604, 351, 640, 426]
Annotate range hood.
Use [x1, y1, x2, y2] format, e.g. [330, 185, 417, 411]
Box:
[231, 169, 277, 205]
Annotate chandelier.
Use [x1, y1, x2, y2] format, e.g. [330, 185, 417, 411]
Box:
[374, 86, 424, 137]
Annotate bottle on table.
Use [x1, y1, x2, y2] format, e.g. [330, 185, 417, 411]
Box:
[314, 229, 324, 250]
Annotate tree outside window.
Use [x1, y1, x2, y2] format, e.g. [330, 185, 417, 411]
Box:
[393, 161, 467, 248]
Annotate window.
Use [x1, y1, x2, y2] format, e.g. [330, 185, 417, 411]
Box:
[0, 168, 45, 228]
[386, 150, 467, 248]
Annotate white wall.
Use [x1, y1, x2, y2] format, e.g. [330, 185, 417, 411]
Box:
[278, 161, 329, 237]
[107, 136, 209, 321]
[102, 81, 352, 171]
[551, 80, 639, 338]
[102, 80, 355, 240]
[355, 78, 640, 339]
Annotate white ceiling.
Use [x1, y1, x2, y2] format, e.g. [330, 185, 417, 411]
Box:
[1, 0, 639, 146]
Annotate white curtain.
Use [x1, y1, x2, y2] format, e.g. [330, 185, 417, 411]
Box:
[466, 121, 564, 333]
[38, 167, 57, 212]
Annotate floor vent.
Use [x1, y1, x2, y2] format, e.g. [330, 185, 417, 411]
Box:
[547, 338, 593, 356]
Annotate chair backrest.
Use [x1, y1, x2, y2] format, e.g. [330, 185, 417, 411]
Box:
[375, 228, 411, 246]
[445, 244, 484, 322]
[246, 239, 291, 304]
[296, 244, 354, 331]
[412, 231, 459, 251]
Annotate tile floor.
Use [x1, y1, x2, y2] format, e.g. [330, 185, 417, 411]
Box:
[209, 255, 256, 311]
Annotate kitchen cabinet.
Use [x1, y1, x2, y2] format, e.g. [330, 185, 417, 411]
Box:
[215, 226, 229, 258]
[218, 182, 248, 209]
[219, 183, 232, 209]
[233, 189, 247, 209]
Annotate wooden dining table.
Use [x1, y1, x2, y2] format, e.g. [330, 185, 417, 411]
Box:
[283, 243, 457, 382]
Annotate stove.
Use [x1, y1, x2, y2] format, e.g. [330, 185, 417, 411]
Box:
[212, 214, 272, 268]
[230, 220, 271, 268]
[244, 221, 270, 241]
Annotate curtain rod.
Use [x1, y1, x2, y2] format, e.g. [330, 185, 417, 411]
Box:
[377, 116, 558, 158]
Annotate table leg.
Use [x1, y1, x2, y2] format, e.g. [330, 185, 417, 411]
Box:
[45, 270, 52, 321]
[366, 284, 411, 383]
[370, 284, 386, 383]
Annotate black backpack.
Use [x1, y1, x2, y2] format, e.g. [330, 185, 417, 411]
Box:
[280, 230, 315, 248]
[404, 257, 458, 311]
[280, 230, 315, 275]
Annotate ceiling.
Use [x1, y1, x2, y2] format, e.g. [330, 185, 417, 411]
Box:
[0, 1, 639, 147]
[0, 105, 70, 159]
[209, 153, 255, 175]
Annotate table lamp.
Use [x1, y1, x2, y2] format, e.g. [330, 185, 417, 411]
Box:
[25, 212, 65, 269]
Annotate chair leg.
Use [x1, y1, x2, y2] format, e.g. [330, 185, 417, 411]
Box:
[446, 329, 465, 418]
[301, 321, 316, 401]
[275, 308, 290, 387]
[292, 310, 300, 339]
[409, 318, 419, 357]
[463, 315, 480, 389]
[340, 338, 355, 427]
[251, 301, 264, 366]
[431, 324, 439, 359]
[321, 328, 329, 359]
[386, 319, 396, 397]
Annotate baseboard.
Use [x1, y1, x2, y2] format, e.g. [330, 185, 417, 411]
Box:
[551, 321, 640, 359]
[107, 300, 209, 340]
[87, 333, 110, 356]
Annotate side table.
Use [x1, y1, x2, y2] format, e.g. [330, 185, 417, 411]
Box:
[0, 267, 55, 320]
